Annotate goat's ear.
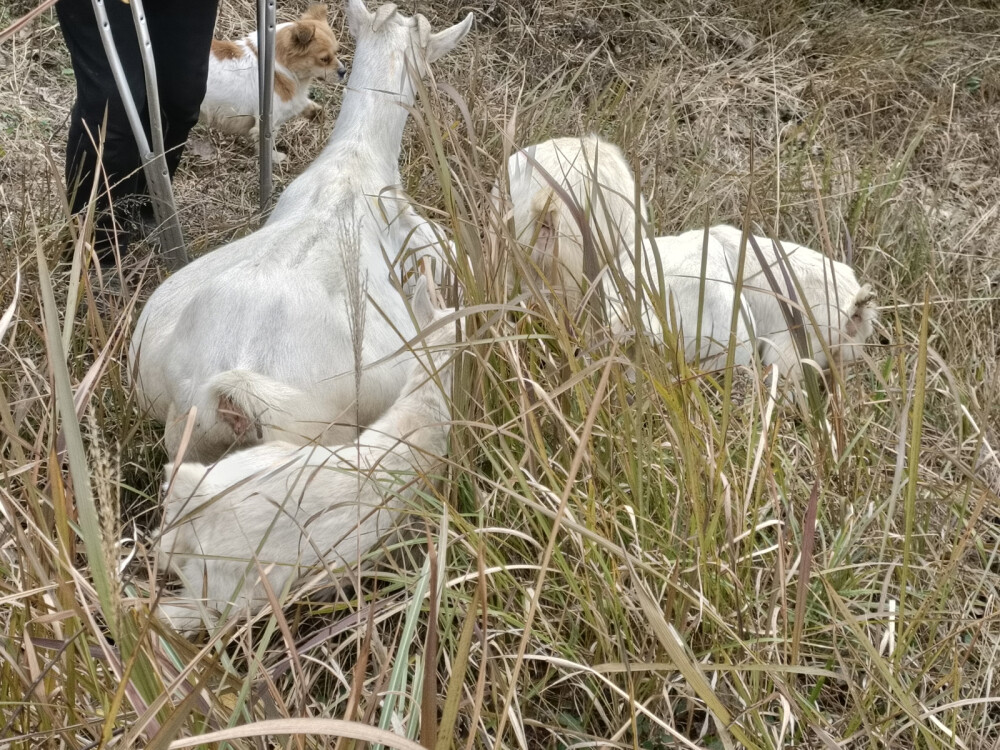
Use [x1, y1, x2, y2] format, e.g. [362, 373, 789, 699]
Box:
[372, 3, 398, 31]
[303, 4, 328, 22]
[346, 0, 373, 35]
[426, 12, 473, 63]
[294, 22, 317, 45]
[845, 284, 877, 338]
[162, 462, 204, 506]
[161, 463, 175, 500]
[415, 14, 431, 50]
[411, 276, 436, 329]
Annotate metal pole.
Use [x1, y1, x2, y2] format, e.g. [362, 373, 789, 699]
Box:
[127, 0, 187, 269]
[90, 0, 188, 270]
[257, 0, 276, 212]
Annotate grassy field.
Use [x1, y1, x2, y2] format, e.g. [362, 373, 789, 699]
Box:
[2, 0, 1000, 747]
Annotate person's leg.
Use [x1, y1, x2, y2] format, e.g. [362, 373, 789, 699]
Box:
[146, 1, 220, 179]
[57, 0, 151, 264]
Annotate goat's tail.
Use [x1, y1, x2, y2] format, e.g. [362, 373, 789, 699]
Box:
[529, 187, 562, 239]
[525, 186, 563, 279]
[206, 369, 305, 444]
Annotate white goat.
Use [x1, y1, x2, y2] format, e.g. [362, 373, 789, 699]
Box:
[499, 134, 649, 310]
[707, 224, 876, 378]
[605, 229, 756, 370]
[129, 0, 473, 462]
[155, 277, 458, 633]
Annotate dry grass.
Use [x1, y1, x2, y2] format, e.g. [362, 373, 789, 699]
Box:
[2, 0, 1000, 747]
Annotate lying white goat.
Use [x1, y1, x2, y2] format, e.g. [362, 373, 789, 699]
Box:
[156, 277, 458, 633]
[707, 224, 876, 378]
[499, 134, 649, 310]
[129, 0, 473, 462]
[605, 229, 756, 370]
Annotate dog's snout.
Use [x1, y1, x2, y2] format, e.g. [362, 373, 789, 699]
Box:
[337, 62, 347, 79]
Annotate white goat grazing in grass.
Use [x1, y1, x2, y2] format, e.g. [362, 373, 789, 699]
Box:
[129, 0, 473, 462]
[707, 224, 876, 378]
[499, 134, 649, 310]
[156, 277, 458, 633]
[604, 229, 757, 370]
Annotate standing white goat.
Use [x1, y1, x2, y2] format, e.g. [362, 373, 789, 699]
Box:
[707, 224, 876, 378]
[129, 0, 473, 462]
[605, 229, 757, 370]
[498, 134, 649, 310]
[155, 277, 458, 633]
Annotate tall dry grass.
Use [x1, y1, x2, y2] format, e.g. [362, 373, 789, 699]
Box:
[2, 0, 1000, 747]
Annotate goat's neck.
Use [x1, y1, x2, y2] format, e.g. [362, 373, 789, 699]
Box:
[314, 44, 418, 182]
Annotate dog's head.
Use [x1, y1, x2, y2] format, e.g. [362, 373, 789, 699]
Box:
[277, 4, 346, 81]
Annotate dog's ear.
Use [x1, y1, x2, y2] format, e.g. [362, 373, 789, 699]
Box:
[302, 4, 328, 22]
[294, 21, 317, 46]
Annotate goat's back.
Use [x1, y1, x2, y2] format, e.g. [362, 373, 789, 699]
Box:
[608, 232, 756, 368]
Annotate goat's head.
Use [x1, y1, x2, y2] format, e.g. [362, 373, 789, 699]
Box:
[344, 0, 473, 87]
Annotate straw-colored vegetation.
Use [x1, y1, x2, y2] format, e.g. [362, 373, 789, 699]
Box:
[2, 0, 1000, 747]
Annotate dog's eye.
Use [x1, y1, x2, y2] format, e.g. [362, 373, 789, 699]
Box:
[320, 55, 332, 64]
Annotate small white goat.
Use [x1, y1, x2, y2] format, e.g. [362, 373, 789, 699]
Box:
[707, 224, 876, 377]
[129, 0, 473, 462]
[605, 229, 756, 369]
[156, 278, 458, 633]
[499, 135, 649, 309]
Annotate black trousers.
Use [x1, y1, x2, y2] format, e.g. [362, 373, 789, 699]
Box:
[56, 0, 219, 258]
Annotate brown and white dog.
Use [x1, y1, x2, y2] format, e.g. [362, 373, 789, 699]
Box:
[200, 3, 345, 161]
